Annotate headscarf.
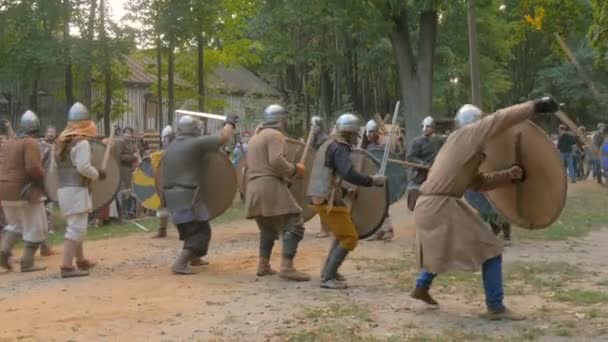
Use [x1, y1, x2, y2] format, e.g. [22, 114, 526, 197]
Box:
[55, 120, 98, 160]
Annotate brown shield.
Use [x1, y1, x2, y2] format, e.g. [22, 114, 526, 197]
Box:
[156, 151, 236, 221]
[237, 139, 317, 223]
[480, 120, 567, 229]
[44, 139, 121, 211]
[345, 149, 389, 239]
[283, 139, 317, 222]
[197, 151, 237, 220]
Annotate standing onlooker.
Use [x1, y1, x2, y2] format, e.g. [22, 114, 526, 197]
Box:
[592, 123, 607, 184]
[115, 127, 139, 219]
[38, 126, 58, 256]
[557, 125, 578, 183]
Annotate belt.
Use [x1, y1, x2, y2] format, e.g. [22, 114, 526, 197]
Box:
[420, 192, 460, 198]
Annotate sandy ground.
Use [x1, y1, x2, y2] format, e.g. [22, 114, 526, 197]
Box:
[1, 183, 608, 341]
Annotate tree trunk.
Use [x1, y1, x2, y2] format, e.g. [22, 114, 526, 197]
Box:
[30, 75, 39, 111]
[99, 0, 111, 136]
[467, 0, 482, 108]
[83, 0, 97, 109]
[63, 0, 73, 108]
[156, 35, 163, 135]
[390, 9, 437, 144]
[197, 34, 205, 111]
[167, 33, 175, 126]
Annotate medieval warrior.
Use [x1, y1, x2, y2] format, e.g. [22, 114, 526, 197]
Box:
[308, 113, 387, 289]
[405, 116, 442, 211]
[37, 125, 59, 256]
[363, 119, 395, 241]
[409, 97, 559, 320]
[151, 125, 175, 239]
[162, 114, 238, 275]
[245, 104, 310, 281]
[0, 110, 49, 272]
[310, 115, 331, 239]
[56, 102, 103, 278]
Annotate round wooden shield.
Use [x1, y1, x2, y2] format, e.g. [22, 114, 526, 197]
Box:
[156, 151, 236, 220]
[346, 149, 389, 239]
[44, 139, 121, 211]
[368, 147, 408, 205]
[479, 120, 567, 229]
[198, 151, 238, 221]
[132, 154, 162, 210]
[283, 139, 317, 222]
[236, 139, 317, 223]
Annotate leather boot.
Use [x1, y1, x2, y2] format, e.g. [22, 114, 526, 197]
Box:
[320, 245, 349, 290]
[256, 256, 276, 276]
[152, 216, 169, 238]
[60, 239, 89, 278]
[321, 239, 345, 281]
[481, 307, 526, 321]
[410, 287, 439, 306]
[0, 230, 20, 271]
[279, 257, 310, 281]
[75, 242, 96, 270]
[190, 255, 209, 266]
[20, 242, 46, 272]
[172, 249, 195, 275]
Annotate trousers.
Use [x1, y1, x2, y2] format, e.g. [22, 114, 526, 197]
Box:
[177, 220, 211, 257]
[1, 200, 48, 243]
[415, 254, 504, 310]
[313, 205, 358, 251]
[64, 213, 89, 242]
[255, 213, 305, 259]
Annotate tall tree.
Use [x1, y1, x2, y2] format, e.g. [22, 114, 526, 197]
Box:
[99, 0, 111, 135]
[83, 0, 97, 108]
[63, 0, 73, 107]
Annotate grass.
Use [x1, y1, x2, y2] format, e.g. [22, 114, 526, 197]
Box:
[40, 198, 246, 247]
[505, 261, 583, 291]
[280, 322, 381, 342]
[300, 302, 373, 323]
[555, 289, 608, 305]
[516, 187, 608, 240]
[352, 255, 416, 291]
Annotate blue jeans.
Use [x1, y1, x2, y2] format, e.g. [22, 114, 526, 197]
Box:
[415, 254, 505, 311]
[591, 159, 603, 182]
[560, 152, 576, 181]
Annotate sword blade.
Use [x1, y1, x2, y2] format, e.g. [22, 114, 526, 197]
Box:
[379, 101, 400, 175]
[176, 109, 227, 121]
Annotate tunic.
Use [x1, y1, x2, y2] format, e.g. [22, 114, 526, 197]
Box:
[414, 101, 534, 273]
[245, 127, 301, 218]
[57, 139, 99, 216]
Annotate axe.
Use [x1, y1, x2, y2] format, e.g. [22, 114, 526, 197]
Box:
[100, 127, 116, 174]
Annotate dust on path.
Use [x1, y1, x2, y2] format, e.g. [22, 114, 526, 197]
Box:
[1, 182, 607, 341]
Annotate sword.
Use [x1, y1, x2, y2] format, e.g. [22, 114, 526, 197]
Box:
[379, 101, 400, 176]
[176, 109, 227, 121]
[387, 158, 429, 170]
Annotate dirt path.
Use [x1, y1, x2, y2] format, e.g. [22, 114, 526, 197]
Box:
[1, 183, 608, 341]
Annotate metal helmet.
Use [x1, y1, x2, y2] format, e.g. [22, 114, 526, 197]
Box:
[336, 113, 360, 134]
[177, 115, 200, 136]
[19, 110, 41, 134]
[262, 104, 286, 125]
[311, 115, 322, 126]
[422, 116, 435, 128]
[365, 120, 378, 135]
[161, 125, 174, 140]
[68, 102, 90, 122]
[455, 104, 482, 128]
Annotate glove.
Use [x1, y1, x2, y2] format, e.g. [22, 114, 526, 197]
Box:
[533, 96, 559, 114]
[224, 115, 239, 128]
[371, 174, 387, 187]
[509, 164, 525, 183]
[294, 162, 306, 178]
[97, 169, 107, 181]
